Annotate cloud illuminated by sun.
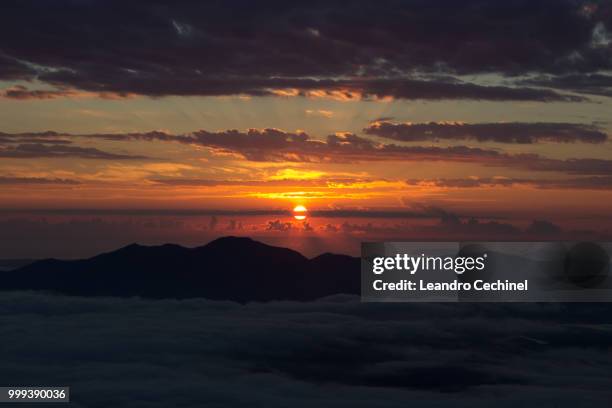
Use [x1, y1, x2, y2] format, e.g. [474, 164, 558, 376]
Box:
[270, 169, 326, 180]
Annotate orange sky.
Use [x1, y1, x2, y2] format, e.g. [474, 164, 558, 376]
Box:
[1, 93, 612, 257]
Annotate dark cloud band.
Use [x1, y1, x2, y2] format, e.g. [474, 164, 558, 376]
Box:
[364, 121, 608, 144]
[0, 177, 81, 185]
[90, 128, 612, 175]
[0, 0, 609, 100]
[406, 176, 612, 190]
[3, 128, 612, 174]
[0, 143, 147, 160]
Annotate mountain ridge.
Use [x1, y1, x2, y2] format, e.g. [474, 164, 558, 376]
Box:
[2, 236, 360, 302]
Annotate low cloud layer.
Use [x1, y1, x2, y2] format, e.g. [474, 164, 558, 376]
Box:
[0, 292, 611, 407]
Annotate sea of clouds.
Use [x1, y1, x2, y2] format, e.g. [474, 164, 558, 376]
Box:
[0, 292, 611, 407]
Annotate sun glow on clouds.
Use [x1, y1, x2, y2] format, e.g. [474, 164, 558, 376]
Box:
[248, 190, 395, 201]
[269, 169, 325, 180]
[269, 88, 364, 101]
[305, 109, 334, 118]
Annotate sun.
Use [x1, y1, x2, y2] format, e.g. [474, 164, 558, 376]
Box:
[293, 205, 308, 220]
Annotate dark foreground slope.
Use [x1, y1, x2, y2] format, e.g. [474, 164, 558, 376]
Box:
[2, 237, 360, 302]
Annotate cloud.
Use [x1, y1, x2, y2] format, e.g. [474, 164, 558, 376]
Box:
[519, 156, 612, 175]
[0, 176, 80, 185]
[406, 176, 612, 190]
[305, 109, 334, 118]
[329, 78, 582, 102]
[149, 176, 393, 191]
[414, 215, 577, 240]
[149, 178, 372, 187]
[6, 128, 612, 175]
[364, 121, 608, 144]
[310, 207, 453, 219]
[0, 85, 130, 100]
[1, 85, 80, 100]
[99, 128, 612, 175]
[4, 128, 612, 175]
[0, 130, 71, 144]
[0, 213, 608, 260]
[435, 213, 522, 236]
[526, 220, 563, 235]
[266, 219, 293, 232]
[324, 223, 339, 232]
[0, 1, 608, 100]
[7, 128, 612, 175]
[1, 292, 612, 407]
[0, 216, 305, 259]
[0, 143, 147, 160]
[522, 73, 612, 98]
[226, 219, 243, 231]
[0, 131, 149, 160]
[92, 128, 508, 163]
[271, 78, 579, 102]
[22, 75, 584, 102]
[208, 216, 219, 231]
[313, 204, 603, 240]
[315, 215, 574, 240]
[407, 177, 524, 188]
[0, 54, 36, 80]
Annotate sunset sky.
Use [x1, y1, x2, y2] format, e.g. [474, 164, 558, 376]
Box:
[1, 0, 612, 257]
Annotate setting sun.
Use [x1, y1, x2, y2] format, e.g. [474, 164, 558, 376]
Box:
[293, 205, 308, 220]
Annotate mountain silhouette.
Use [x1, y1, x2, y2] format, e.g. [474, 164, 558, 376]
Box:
[2, 237, 360, 302]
